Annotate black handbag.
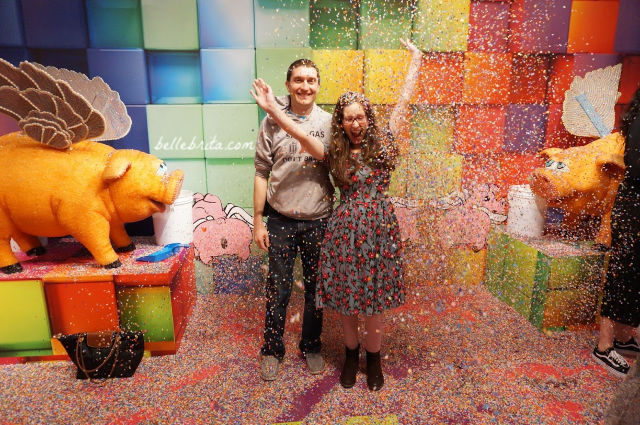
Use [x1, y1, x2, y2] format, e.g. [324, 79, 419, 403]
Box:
[55, 330, 144, 381]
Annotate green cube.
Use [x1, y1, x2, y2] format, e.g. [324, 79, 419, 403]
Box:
[117, 286, 175, 342]
[205, 158, 255, 211]
[254, 0, 310, 48]
[203, 104, 260, 159]
[358, 0, 414, 49]
[165, 158, 208, 194]
[141, 0, 199, 50]
[484, 226, 605, 330]
[147, 105, 204, 159]
[310, 0, 358, 49]
[413, 0, 470, 52]
[0, 280, 52, 353]
[406, 152, 462, 201]
[255, 48, 313, 96]
[410, 106, 455, 154]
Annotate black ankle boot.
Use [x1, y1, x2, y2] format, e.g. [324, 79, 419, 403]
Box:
[340, 345, 360, 388]
[366, 350, 384, 391]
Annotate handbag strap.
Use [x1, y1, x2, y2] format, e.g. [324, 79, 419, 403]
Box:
[75, 332, 121, 380]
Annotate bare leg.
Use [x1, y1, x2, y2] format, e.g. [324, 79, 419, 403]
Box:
[364, 314, 383, 353]
[598, 316, 616, 351]
[341, 314, 359, 349]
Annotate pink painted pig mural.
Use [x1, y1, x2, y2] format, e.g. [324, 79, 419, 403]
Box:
[192, 193, 253, 264]
[390, 197, 422, 242]
[434, 184, 507, 252]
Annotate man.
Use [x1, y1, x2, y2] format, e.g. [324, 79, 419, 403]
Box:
[253, 59, 334, 381]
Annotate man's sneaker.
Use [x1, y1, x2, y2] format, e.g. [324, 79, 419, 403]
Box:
[260, 355, 280, 381]
[305, 352, 326, 375]
[614, 337, 640, 356]
[592, 347, 630, 377]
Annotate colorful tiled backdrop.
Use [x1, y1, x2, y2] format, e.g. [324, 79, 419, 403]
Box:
[1, 0, 639, 218]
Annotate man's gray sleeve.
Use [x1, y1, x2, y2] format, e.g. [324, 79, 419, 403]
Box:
[254, 119, 272, 180]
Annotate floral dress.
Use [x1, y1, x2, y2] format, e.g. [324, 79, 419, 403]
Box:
[316, 134, 405, 316]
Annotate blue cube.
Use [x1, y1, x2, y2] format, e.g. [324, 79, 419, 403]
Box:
[0, 48, 30, 66]
[21, 0, 88, 48]
[105, 105, 149, 153]
[198, 0, 254, 48]
[148, 51, 203, 104]
[87, 49, 149, 104]
[201, 49, 255, 103]
[503, 104, 548, 153]
[28, 49, 88, 75]
[614, 0, 640, 54]
[0, 0, 25, 46]
[86, 0, 144, 48]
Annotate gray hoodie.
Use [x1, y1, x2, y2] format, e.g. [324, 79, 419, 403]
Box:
[254, 96, 334, 220]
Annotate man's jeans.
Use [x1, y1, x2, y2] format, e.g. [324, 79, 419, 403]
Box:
[261, 210, 327, 359]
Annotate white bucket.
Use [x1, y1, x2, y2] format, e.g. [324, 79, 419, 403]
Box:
[506, 184, 547, 238]
[152, 190, 194, 246]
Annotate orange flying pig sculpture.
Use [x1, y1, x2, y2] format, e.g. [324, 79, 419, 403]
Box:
[0, 58, 184, 274]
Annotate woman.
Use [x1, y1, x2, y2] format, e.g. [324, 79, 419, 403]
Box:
[251, 39, 422, 390]
[592, 86, 640, 377]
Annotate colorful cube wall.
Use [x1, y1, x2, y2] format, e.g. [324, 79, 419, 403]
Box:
[485, 227, 604, 330]
[0, 1, 637, 249]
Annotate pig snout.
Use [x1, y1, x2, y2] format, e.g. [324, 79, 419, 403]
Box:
[163, 170, 185, 205]
[530, 171, 572, 202]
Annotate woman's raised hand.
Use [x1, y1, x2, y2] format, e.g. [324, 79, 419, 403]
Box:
[400, 38, 421, 58]
[250, 78, 276, 113]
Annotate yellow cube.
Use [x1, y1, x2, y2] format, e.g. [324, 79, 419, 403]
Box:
[364, 49, 412, 104]
[413, 0, 471, 52]
[446, 247, 487, 287]
[312, 50, 364, 104]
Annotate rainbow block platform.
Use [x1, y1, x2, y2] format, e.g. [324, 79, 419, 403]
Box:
[0, 238, 196, 360]
[484, 226, 605, 331]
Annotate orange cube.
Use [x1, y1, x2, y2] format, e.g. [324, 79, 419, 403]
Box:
[509, 54, 550, 104]
[498, 153, 543, 189]
[567, 1, 619, 53]
[547, 53, 619, 104]
[416, 53, 464, 104]
[461, 153, 502, 191]
[545, 104, 595, 149]
[462, 52, 512, 104]
[455, 105, 506, 154]
[44, 281, 120, 335]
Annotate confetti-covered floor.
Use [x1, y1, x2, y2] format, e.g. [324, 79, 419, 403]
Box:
[0, 261, 633, 425]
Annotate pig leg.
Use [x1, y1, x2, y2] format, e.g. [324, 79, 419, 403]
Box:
[109, 221, 135, 252]
[61, 211, 120, 268]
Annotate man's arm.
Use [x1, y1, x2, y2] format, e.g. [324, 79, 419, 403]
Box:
[253, 174, 270, 251]
[250, 79, 325, 160]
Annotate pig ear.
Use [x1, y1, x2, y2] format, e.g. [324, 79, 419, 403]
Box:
[537, 148, 563, 160]
[597, 153, 626, 178]
[103, 153, 131, 181]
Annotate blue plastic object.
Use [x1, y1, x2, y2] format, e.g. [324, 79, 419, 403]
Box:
[136, 243, 189, 262]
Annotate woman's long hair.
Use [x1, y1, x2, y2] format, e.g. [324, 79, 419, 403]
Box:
[621, 86, 640, 138]
[328, 92, 395, 187]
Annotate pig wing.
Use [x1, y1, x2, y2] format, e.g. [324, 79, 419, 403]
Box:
[0, 58, 130, 148]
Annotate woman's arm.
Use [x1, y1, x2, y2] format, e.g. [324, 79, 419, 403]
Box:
[250, 78, 326, 160]
[388, 39, 422, 138]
